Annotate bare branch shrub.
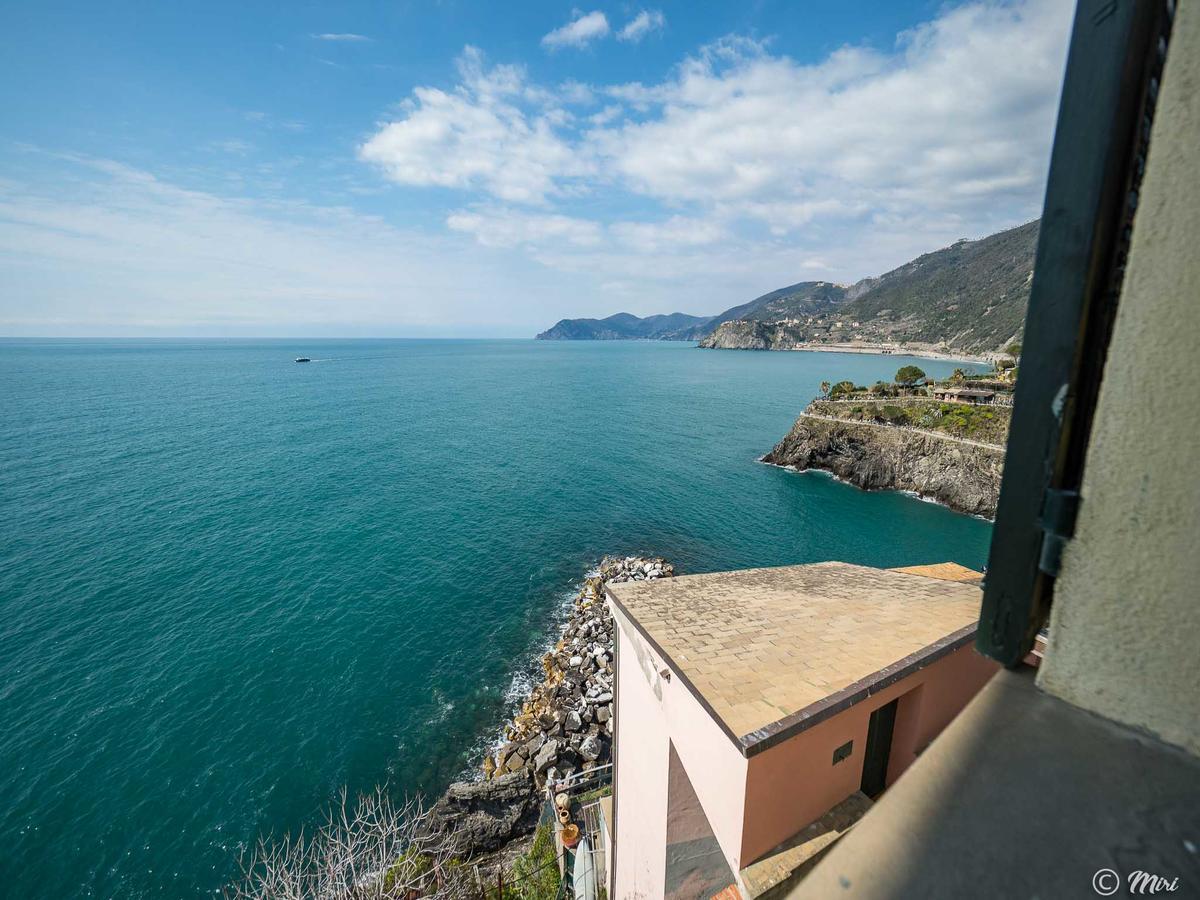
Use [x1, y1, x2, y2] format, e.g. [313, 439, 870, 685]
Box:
[225, 788, 479, 900]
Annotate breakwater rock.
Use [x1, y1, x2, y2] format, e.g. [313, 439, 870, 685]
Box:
[426, 555, 674, 857]
[763, 415, 1004, 517]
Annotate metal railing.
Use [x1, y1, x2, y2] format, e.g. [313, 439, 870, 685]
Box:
[546, 764, 612, 898]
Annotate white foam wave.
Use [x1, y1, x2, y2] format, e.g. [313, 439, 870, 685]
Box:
[458, 578, 590, 781]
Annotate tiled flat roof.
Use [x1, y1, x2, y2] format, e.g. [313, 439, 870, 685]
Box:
[890, 562, 983, 584]
[607, 562, 982, 755]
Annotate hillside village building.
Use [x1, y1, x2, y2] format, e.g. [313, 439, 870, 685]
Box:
[603, 562, 996, 898]
[931, 386, 996, 404]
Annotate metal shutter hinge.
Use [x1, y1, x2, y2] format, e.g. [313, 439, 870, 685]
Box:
[1038, 488, 1082, 577]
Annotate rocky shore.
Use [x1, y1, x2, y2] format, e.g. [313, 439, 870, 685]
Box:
[425, 555, 674, 857]
[764, 415, 1004, 518]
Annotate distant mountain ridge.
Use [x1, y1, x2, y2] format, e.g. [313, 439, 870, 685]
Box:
[536, 219, 1039, 353]
[534, 281, 845, 342]
[534, 311, 712, 341]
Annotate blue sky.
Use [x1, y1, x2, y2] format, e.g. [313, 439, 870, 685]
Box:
[0, 1, 1074, 336]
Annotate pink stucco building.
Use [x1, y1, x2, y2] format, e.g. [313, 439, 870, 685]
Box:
[604, 561, 998, 899]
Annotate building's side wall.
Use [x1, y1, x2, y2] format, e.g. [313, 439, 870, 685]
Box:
[1038, 0, 1200, 757]
[612, 616, 672, 900]
[885, 645, 998, 784]
[741, 644, 996, 865]
[611, 603, 750, 893]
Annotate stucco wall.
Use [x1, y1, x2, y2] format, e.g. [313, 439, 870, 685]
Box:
[612, 615, 672, 900]
[1037, 0, 1200, 757]
[612, 605, 750, 897]
[885, 645, 999, 784]
[741, 645, 996, 865]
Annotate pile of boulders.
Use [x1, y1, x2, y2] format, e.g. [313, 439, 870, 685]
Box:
[425, 556, 674, 858]
[482, 556, 673, 790]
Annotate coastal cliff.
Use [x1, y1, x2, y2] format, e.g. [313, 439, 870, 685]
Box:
[763, 416, 1004, 517]
[697, 320, 792, 350]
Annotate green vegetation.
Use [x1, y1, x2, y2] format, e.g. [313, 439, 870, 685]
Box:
[382, 849, 434, 893]
[836, 219, 1039, 352]
[1004, 342, 1022, 358]
[924, 403, 1007, 441]
[828, 380, 865, 400]
[488, 824, 560, 900]
[810, 399, 1010, 444]
[574, 784, 613, 806]
[894, 365, 926, 386]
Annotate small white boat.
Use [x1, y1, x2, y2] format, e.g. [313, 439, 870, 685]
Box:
[294, 357, 311, 363]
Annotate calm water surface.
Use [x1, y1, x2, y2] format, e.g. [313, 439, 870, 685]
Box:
[0, 339, 991, 898]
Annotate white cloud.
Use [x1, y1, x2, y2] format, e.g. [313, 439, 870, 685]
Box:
[541, 11, 610, 50]
[0, 155, 574, 335]
[599, 1, 1071, 233]
[618, 10, 666, 43]
[0, 154, 849, 333]
[359, 47, 590, 204]
[558, 80, 595, 105]
[447, 207, 602, 248]
[9, 1, 1076, 336]
[364, 0, 1070, 277]
[610, 215, 726, 251]
[446, 208, 724, 254]
[312, 33, 371, 42]
[588, 105, 623, 126]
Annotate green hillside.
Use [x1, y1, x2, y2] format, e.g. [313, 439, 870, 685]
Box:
[837, 220, 1039, 351]
[538, 219, 1040, 353]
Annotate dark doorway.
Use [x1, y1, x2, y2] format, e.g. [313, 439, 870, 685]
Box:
[861, 699, 898, 799]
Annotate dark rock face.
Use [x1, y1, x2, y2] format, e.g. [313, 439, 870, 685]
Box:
[763, 416, 1003, 518]
[697, 320, 782, 350]
[425, 772, 541, 855]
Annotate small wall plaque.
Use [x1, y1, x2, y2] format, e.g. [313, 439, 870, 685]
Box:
[833, 740, 853, 765]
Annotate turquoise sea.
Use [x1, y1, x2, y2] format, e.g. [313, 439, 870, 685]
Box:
[0, 339, 991, 898]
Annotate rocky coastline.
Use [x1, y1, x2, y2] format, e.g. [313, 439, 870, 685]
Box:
[763, 415, 1004, 518]
[425, 555, 674, 858]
